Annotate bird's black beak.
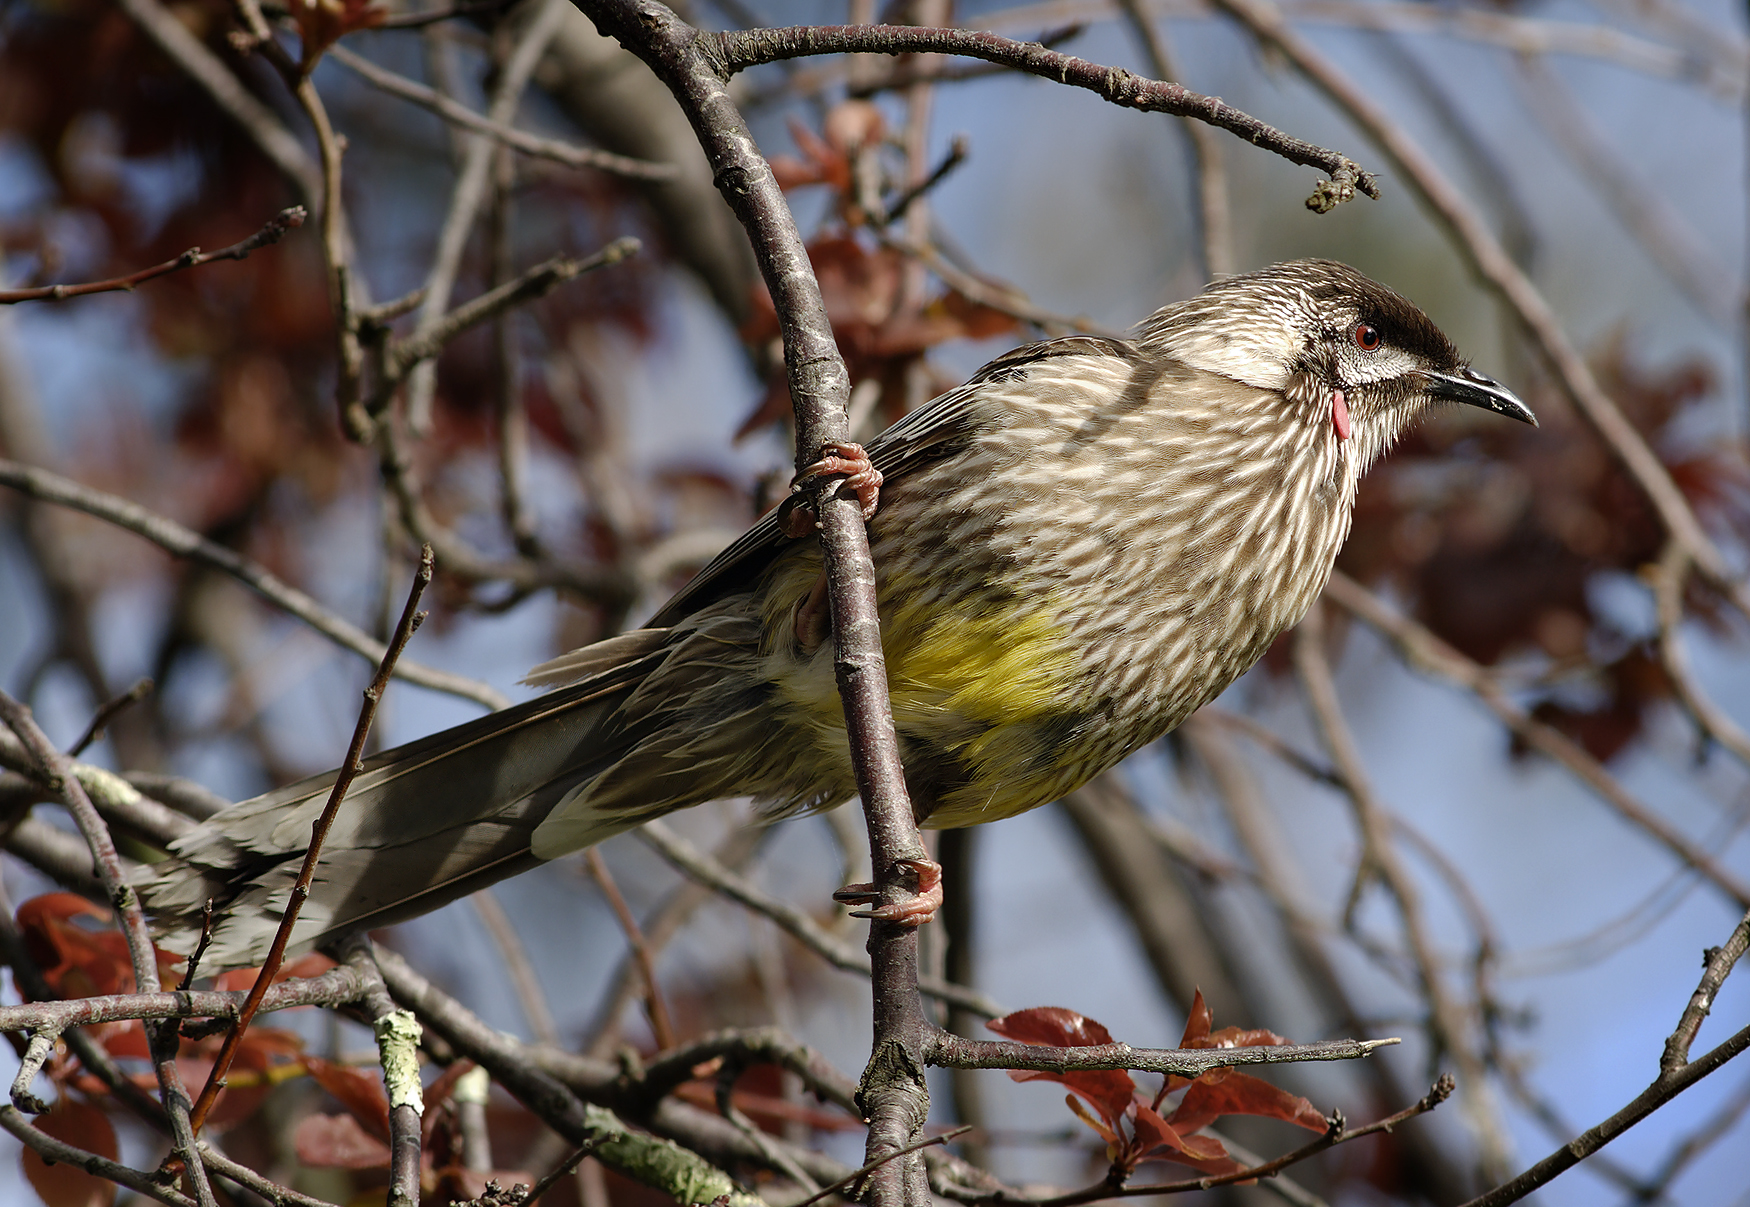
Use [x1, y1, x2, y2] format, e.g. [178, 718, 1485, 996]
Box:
[1423, 366, 1538, 426]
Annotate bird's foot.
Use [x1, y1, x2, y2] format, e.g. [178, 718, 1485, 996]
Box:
[834, 857, 943, 926]
[780, 441, 883, 538]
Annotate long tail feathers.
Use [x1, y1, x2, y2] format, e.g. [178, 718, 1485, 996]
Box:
[137, 633, 672, 968]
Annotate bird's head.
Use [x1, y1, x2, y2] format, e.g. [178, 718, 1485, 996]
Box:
[1138, 259, 1536, 470]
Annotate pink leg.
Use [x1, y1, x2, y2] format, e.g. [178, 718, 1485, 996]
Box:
[833, 858, 944, 927]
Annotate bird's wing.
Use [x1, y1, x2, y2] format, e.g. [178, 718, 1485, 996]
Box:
[650, 334, 1137, 625]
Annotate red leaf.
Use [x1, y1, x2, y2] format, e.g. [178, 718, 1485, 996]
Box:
[1129, 1102, 1191, 1156]
[17, 895, 184, 1068]
[21, 1098, 117, 1207]
[293, 1113, 392, 1170]
[989, 1008, 1137, 1134]
[1062, 1095, 1120, 1148]
[212, 952, 337, 993]
[1129, 1103, 1244, 1176]
[287, 0, 386, 69]
[989, 1006, 1116, 1048]
[1178, 990, 1214, 1048]
[1168, 1068, 1328, 1135]
[180, 1028, 307, 1133]
[306, 1057, 392, 1142]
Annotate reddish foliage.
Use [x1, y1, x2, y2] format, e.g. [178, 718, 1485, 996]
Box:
[285, 0, 386, 71]
[21, 1098, 117, 1207]
[306, 1056, 393, 1141]
[987, 993, 1327, 1179]
[768, 103, 888, 212]
[738, 236, 1018, 438]
[16, 894, 184, 1062]
[12, 895, 316, 1141]
[294, 1111, 393, 1170]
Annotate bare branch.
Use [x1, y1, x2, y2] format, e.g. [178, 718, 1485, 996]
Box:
[979, 0, 1744, 94]
[926, 1030, 1400, 1076]
[328, 45, 677, 179]
[387, 239, 642, 377]
[710, 23, 1376, 209]
[0, 1105, 197, 1207]
[1324, 570, 1750, 908]
[1652, 543, 1750, 770]
[0, 208, 306, 305]
[404, 0, 572, 432]
[1205, 0, 1750, 618]
[586, 848, 676, 1050]
[0, 459, 509, 710]
[0, 694, 216, 1202]
[113, 0, 321, 201]
[0, 964, 365, 1040]
[1461, 910, 1750, 1206]
[1294, 603, 1512, 1179]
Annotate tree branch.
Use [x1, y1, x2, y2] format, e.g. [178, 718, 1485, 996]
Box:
[0, 459, 508, 710]
[0, 208, 306, 304]
[327, 44, 677, 179]
[708, 23, 1376, 210]
[1461, 908, 1750, 1206]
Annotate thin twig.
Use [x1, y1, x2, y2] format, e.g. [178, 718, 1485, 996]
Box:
[1114, 0, 1231, 279]
[0, 1105, 198, 1207]
[944, 1076, 1453, 1207]
[187, 546, 433, 1132]
[471, 889, 562, 1046]
[0, 209, 305, 304]
[197, 1142, 345, 1207]
[404, 0, 572, 432]
[1207, 0, 1750, 620]
[521, 1139, 602, 1204]
[1324, 571, 1750, 908]
[925, 1030, 1400, 1077]
[796, 1125, 972, 1207]
[113, 0, 320, 201]
[881, 233, 1116, 337]
[67, 678, 153, 758]
[1293, 604, 1512, 1180]
[328, 44, 677, 179]
[978, 0, 1744, 93]
[1460, 910, 1750, 1206]
[586, 848, 676, 1050]
[0, 459, 507, 710]
[1663, 908, 1750, 1074]
[387, 239, 642, 378]
[0, 692, 217, 1204]
[1652, 543, 1750, 770]
[1514, 54, 1731, 324]
[709, 23, 1378, 207]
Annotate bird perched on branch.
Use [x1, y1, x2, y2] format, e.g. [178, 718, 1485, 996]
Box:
[141, 259, 1534, 967]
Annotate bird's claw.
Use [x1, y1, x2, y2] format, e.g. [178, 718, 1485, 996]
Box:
[834, 857, 943, 927]
[780, 441, 883, 538]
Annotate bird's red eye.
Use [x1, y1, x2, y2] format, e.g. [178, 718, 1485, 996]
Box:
[1354, 323, 1382, 351]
